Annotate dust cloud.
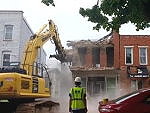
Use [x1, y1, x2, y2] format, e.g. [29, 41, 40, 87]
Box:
[58, 64, 73, 113]
[87, 96, 103, 113]
[46, 59, 73, 113]
[46, 59, 102, 113]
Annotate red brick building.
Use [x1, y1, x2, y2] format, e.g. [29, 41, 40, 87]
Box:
[113, 32, 150, 94]
[66, 32, 150, 99]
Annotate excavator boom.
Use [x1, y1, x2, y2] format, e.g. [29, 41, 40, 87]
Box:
[21, 20, 66, 76]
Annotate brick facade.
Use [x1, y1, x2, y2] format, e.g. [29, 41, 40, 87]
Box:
[67, 32, 150, 98]
[113, 32, 150, 95]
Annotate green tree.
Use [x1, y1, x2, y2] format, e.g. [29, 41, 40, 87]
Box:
[42, 0, 150, 32]
[42, 0, 55, 6]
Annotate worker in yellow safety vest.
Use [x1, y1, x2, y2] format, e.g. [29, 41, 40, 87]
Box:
[69, 77, 87, 113]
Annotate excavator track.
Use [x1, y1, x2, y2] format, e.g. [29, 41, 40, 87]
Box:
[16, 100, 60, 113]
[0, 99, 60, 113]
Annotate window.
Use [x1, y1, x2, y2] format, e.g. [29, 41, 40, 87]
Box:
[2, 52, 11, 66]
[78, 47, 87, 65]
[125, 47, 133, 65]
[106, 47, 114, 67]
[139, 47, 147, 65]
[92, 47, 100, 67]
[4, 25, 13, 40]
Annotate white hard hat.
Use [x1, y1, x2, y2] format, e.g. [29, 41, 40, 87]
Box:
[74, 77, 81, 83]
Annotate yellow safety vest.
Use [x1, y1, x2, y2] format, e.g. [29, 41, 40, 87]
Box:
[70, 87, 86, 110]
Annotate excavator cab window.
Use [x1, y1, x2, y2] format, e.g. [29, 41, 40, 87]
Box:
[32, 62, 44, 77]
[31, 62, 51, 88]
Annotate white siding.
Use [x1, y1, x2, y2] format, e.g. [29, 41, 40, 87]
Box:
[0, 10, 46, 67]
[0, 11, 23, 65]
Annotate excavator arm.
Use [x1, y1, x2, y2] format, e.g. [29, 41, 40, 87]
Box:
[21, 20, 66, 76]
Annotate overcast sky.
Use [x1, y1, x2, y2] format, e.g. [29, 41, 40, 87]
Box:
[0, 0, 150, 55]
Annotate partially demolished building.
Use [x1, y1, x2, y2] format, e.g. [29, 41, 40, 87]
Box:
[66, 32, 150, 99]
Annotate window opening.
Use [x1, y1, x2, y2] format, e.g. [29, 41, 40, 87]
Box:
[125, 47, 133, 65]
[78, 47, 87, 65]
[106, 47, 114, 67]
[4, 25, 13, 40]
[139, 47, 147, 65]
[3, 53, 10, 66]
[92, 47, 100, 67]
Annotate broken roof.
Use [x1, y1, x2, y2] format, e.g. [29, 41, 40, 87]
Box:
[67, 32, 113, 48]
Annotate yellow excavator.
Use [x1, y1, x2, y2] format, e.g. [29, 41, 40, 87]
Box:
[0, 20, 66, 113]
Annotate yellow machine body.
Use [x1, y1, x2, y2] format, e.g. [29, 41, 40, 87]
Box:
[0, 73, 50, 99]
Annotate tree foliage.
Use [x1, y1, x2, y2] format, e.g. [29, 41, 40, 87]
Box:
[42, 0, 150, 32]
[80, 0, 150, 32]
[41, 0, 55, 6]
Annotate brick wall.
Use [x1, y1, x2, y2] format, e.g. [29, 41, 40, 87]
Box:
[113, 33, 150, 67]
[119, 35, 150, 66]
[113, 31, 120, 69]
[113, 32, 150, 91]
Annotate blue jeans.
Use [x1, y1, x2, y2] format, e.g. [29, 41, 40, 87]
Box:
[72, 109, 86, 113]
